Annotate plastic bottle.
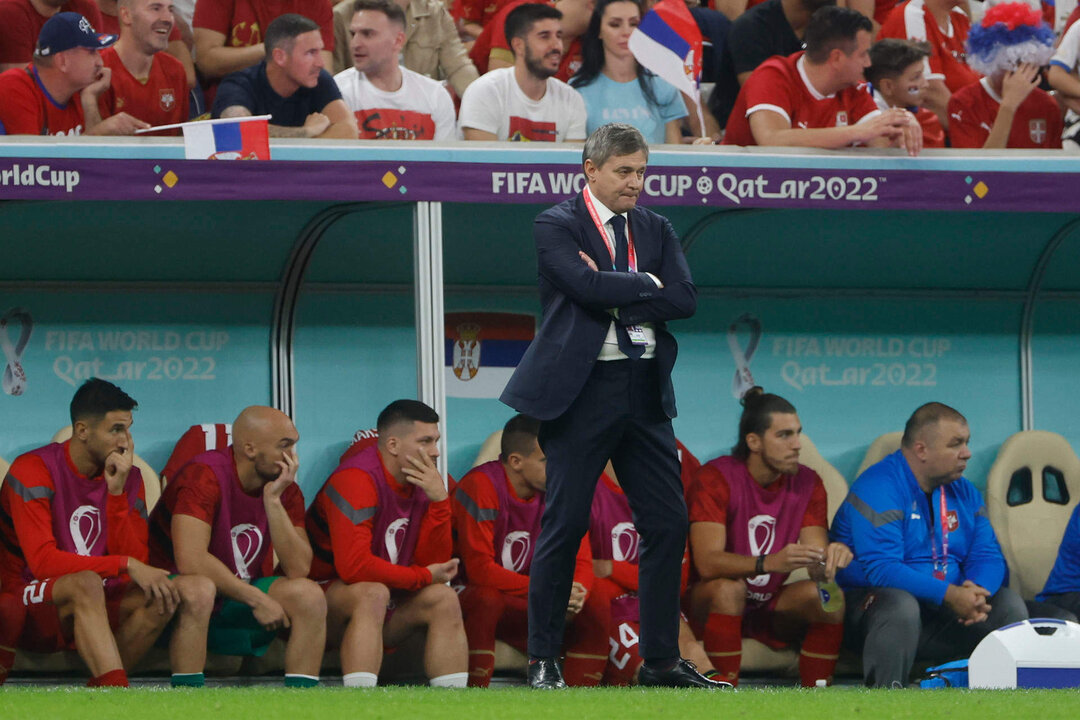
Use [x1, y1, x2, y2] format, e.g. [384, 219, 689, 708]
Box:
[817, 578, 842, 612]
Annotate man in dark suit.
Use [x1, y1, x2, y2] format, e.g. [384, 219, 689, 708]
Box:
[500, 123, 728, 690]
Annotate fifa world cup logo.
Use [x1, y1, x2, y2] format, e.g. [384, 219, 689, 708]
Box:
[385, 518, 409, 564]
[746, 514, 776, 587]
[231, 523, 264, 580]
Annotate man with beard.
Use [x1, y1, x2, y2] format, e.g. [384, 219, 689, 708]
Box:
[334, 0, 456, 140]
[459, 2, 585, 141]
[149, 405, 327, 688]
[0, 379, 214, 688]
[831, 402, 1028, 687]
[686, 387, 850, 687]
[98, 0, 189, 131]
[214, 12, 356, 138]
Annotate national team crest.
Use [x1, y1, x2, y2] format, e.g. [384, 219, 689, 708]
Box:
[836, 111, 848, 127]
[445, 312, 535, 398]
[946, 510, 959, 532]
[1030, 119, 1047, 144]
[160, 88, 176, 112]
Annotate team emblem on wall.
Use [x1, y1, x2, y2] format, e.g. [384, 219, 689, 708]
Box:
[444, 312, 535, 399]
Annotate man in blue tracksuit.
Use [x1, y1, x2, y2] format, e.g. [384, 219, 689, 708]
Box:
[831, 402, 1028, 687]
[1038, 503, 1080, 619]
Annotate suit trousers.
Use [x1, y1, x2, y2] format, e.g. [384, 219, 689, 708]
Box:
[528, 358, 687, 662]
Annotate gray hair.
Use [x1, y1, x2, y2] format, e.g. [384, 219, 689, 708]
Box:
[582, 123, 649, 169]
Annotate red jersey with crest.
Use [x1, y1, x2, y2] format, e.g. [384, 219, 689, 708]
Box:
[0, 0, 103, 64]
[0, 65, 88, 136]
[452, 460, 593, 597]
[306, 444, 451, 591]
[160, 423, 233, 484]
[99, 48, 188, 132]
[722, 52, 880, 147]
[0, 441, 147, 590]
[687, 456, 826, 602]
[878, 0, 978, 93]
[947, 78, 1062, 149]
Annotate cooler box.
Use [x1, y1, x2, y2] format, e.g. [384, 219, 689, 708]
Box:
[969, 618, 1080, 688]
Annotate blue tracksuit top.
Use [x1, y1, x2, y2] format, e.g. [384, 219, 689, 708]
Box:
[1038, 502, 1080, 599]
[831, 450, 1007, 605]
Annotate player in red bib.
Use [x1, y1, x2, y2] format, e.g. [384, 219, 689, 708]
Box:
[686, 388, 852, 687]
[947, 3, 1061, 149]
[453, 415, 608, 687]
[590, 463, 722, 686]
[867, 39, 945, 148]
[160, 423, 233, 485]
[307, 400, 467, 688]
[722, 7, 921, 154]
[149, 405, 326, 688]
[98, 0, 190, 132]
[0, 379, 214, 688]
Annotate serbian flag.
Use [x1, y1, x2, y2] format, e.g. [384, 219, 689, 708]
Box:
[180, 116, 271, 160]
[445, 312, 535, 399]
[628, 0, 702, 99]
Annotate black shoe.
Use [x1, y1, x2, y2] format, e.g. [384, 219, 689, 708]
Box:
[638, 658, 734, 689]
[527, 657, 567, 689]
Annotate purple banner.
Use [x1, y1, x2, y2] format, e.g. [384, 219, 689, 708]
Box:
[0, 157, 1069, 212]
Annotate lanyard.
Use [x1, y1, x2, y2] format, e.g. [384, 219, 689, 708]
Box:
[583, 189, 636, 272]
[931, 488, 949, 580]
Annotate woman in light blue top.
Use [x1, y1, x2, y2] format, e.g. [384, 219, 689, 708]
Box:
[569, 0, 688, 144]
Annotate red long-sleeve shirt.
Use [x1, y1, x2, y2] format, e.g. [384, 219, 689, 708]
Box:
[0, 442, 146, 589]
[308, 463, 452, 592]
[452, 464, 593, 598]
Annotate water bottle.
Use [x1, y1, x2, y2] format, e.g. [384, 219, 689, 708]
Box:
[818, 578, 842, 612]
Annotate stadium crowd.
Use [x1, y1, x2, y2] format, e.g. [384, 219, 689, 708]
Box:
[2, 378, 1079, 689]
[0, 0, 1078, 147]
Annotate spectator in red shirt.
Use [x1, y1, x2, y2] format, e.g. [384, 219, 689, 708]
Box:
[0, 12, 150, 135]
[98, 0, 191, 130]
[306, 400, 467, 688]
[96, 0, 196, 88]
[867, 39, 945, 146]
[948, 3, 1061, 149]
[149, 405, 327, 688]
[0, 379, 214, 688]
[721, 6, 922, 153]
[685, 388, 852, 687]
[0, 0, 103, 70]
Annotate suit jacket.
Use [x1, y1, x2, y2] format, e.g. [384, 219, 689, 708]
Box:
[500, 192, 697, 421]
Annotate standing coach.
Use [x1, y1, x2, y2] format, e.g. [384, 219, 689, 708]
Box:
[501, 123, 727, 690]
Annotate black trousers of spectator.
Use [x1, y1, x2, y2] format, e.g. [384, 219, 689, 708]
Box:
[1036, 592, 1080, 622]
[844, 586, 1029, 687]
[528, 359, 686, 663]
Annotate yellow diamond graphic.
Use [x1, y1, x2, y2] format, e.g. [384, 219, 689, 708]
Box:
[162, 170, 178, 188]
[973, 181, 988, 198]
[382, 171, 398, 188]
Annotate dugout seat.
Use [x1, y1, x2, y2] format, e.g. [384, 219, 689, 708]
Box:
[855, 432, 903, 481]
[985, 431, 1080, 600]
[0, 454, 8, 482]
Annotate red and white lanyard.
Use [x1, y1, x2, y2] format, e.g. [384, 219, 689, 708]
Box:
[931, 488, 949, 581]
[584, 189, 636, 272]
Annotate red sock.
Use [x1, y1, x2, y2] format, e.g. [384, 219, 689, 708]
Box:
[459, 585, 508, 688]
[87, 669, 129, 688]
[563, 582, 612, 687]
[799, 622, 843, 687]
[703, 614, 742, 687]
[0, 593, 26, 686]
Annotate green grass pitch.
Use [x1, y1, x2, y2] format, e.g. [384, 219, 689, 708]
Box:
[3, 686, 1080, 720]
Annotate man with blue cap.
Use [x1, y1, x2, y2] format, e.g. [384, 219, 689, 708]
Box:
[0, 11, 150, 135]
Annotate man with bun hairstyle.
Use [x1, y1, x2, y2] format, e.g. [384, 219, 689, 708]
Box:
[686, 387, 851, 687]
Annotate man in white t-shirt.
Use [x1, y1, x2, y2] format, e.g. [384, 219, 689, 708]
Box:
[334, 0, 455, 139]
[458, 2, 586, 142]
[1047, 18, 1080, 148]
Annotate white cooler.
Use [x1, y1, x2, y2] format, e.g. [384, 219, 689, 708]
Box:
[969, 618, 1080, 689]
